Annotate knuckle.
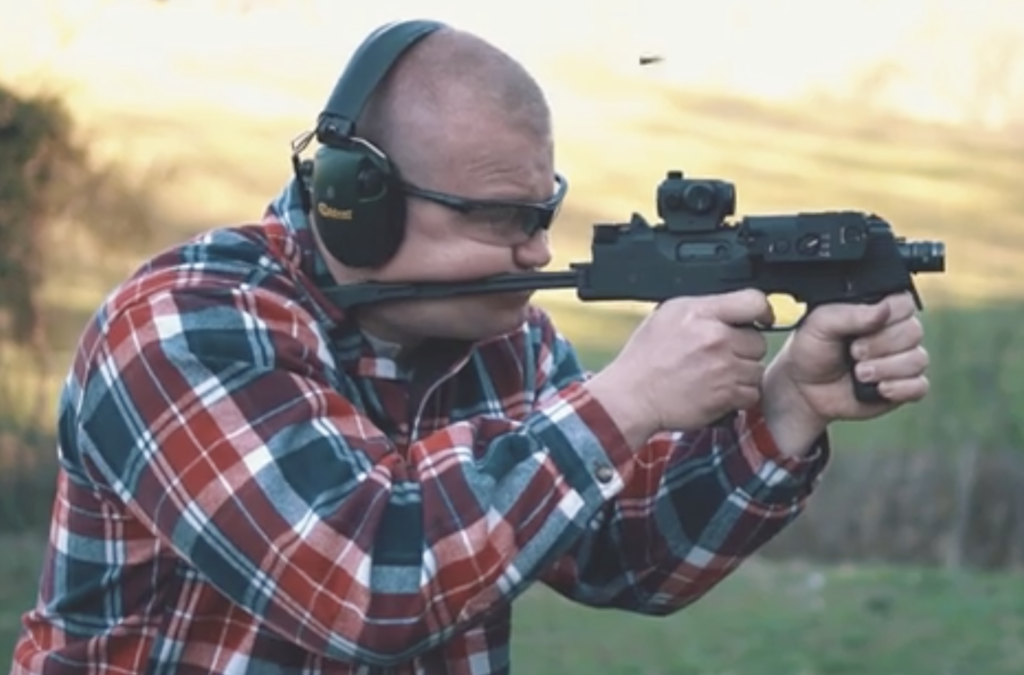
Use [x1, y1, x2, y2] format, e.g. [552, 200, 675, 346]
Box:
[703, 322, 732, 348]
[851, 336, 870, 359]
[891, 292, 912, 311]
[906, 316, 924, 341]
[749, 292, 771, 316]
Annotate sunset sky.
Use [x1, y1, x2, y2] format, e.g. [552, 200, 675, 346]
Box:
[1, 0, 1020, 130]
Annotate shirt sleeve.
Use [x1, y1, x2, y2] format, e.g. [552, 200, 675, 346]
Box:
[71, 282, 643, 669]
[532, 312, 830, 614]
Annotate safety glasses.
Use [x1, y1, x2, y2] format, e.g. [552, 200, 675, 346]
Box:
[401, 173, 568, 245]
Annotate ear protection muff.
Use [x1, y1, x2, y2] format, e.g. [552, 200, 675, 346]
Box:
[290, 19, 446, 269]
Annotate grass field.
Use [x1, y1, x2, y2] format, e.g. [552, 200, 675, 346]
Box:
[3, 533, 1022, 674]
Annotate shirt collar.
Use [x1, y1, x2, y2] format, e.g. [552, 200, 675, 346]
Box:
[265, 175, 337, 291]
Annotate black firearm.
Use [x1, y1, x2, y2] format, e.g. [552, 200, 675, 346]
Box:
[324, 170, 946, 404]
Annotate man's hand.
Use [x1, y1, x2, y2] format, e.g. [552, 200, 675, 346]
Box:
[762, 292, 930, 456]
[586, 289, 775, 448]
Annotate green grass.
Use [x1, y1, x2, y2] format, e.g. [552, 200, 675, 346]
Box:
[513, 560, 1024, 674]
[0, 535, 46, 665]
[3, 534, 1021, 674]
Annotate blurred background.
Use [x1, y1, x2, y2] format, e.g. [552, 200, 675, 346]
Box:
[1, 0, 1022, 672]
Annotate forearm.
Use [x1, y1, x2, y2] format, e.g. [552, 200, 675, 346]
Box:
[541, 404, 829, 614]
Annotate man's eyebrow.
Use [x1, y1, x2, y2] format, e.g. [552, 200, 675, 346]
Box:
[467, 182, 560, 204]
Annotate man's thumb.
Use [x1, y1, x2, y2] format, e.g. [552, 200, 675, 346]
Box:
[856, 300, 892, 334]
[810, 300, 891, 339]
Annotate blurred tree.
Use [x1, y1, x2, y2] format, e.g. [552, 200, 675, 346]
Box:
[0, 83, 158, 421]
[0, 86, 78, 351]
[0, 81, 163, 531]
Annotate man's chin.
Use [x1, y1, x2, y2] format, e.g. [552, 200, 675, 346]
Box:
[443, 296, 533, 342]
[487, 289, 535, 306]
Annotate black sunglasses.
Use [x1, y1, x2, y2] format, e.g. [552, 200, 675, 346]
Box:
[400, 173, 569, 238]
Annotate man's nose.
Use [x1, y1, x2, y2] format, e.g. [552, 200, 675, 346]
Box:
[513, 229, 553, 270]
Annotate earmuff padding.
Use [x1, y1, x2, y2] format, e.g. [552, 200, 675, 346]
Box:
[310, 141, 406, 268]
[305, 19, 445, 269]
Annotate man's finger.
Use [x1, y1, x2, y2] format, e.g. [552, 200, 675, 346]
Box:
[850, 315, 924, 361]
[881, 292, 917, 325]
[854, 346, 930, 383]
[877, 375, 930, 403]
[804, 299, 891, 340]
[705, 289, 774, 326]
[732, 327, 769, 361]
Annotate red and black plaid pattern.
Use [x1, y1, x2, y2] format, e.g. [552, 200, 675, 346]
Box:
[11, 180, 830, 674]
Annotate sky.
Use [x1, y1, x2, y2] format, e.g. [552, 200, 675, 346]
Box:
[0, 0, 1021, 129]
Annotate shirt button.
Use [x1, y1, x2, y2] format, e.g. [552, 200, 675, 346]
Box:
[594, 464, 615, 484]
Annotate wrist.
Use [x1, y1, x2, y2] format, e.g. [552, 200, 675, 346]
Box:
[761, 360, 829, 458]
[583, 371, 657, 450]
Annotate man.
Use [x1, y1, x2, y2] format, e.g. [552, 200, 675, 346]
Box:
[12, 20, 929, 675]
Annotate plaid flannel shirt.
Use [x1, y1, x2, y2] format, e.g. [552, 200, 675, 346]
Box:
[12, 179, 830, 675]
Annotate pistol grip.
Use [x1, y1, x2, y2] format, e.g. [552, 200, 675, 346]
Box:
[844, 336, 887, 404]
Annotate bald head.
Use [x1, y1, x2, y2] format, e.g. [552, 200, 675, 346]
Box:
[354, 27, 552, 181]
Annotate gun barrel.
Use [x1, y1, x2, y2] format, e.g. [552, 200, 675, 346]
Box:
[899, 240, 945, 273]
